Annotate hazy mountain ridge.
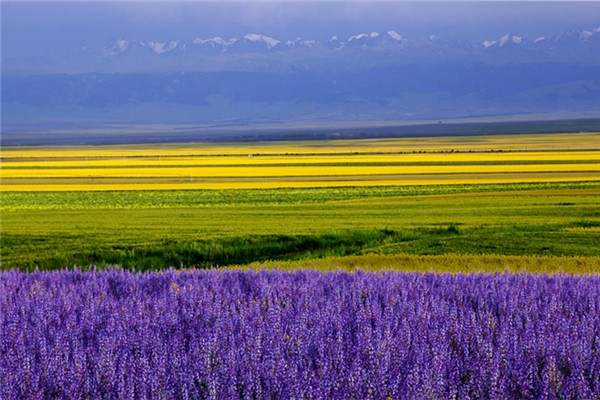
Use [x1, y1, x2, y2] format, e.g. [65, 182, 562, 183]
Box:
[3, 26, 600, 74]
[2, 26, 599, 126]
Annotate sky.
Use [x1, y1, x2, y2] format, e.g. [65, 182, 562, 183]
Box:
[2, 1, 600, 58]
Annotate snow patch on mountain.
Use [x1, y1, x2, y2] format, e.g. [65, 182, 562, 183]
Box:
[106, 39, 129, 55]
[193, 37, 231, 47]
[349, 34, 369, 42]
[116, 39, 128, 52]
[387, 31, 405, 42]
[286, 38, 316, 48]
[143, 41, 180, 55]
[488, 34, 523, 47]
[243, 34, 280, 49]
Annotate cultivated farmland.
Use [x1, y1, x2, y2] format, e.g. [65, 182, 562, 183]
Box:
[2, 133, 598, 191]
[0, 132, 598, 270]
[4, 2, 600, 397]
[1, 131, 599, 398]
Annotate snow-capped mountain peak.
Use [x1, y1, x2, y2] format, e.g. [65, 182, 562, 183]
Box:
[243, 33, 280, 49]
[349, 33, 369, 42]
[484, 34, 524, 48]
[286, 38, 316, 48]
[193, 37, 231, 47]
[92, 26, 600, 64]
[499, 34, 511, 46]
[106, 38, 129, 55]
[116, 39, 128, 51]
[142, 40, 181, 55]
[387, 31, 405, 42]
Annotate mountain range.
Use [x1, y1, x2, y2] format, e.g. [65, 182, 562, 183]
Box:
[4, 27, 600, 74]
[2, 26, 600, 131]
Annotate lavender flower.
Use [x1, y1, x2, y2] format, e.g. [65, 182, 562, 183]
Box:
[1, 269, 598, 399]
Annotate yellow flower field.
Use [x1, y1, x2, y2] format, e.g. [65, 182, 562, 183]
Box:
[1, 132, 598, 191]
[2, 163, 598, 179]
[2, 151, 598, 168]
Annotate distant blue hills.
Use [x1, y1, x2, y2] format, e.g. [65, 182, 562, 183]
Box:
[2, 27, 599, 127]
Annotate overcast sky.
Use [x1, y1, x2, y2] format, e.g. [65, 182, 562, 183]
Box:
[2, 2, 599, 58]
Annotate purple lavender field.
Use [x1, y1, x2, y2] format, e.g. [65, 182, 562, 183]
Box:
[1, 269, 599, 399]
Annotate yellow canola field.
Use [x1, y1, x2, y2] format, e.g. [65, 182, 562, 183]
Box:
[2, 151, 598, 168]
[1, 132, 598, 191]
[2, 163, 598, 179]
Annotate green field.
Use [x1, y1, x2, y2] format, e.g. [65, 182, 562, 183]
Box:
[1, 181, 598, 271]
[1, 132, 598, 272]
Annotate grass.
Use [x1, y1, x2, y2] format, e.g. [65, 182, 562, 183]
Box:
[236, 253, 600, 275]
[1, 183, 598, 270]
[2, 174, 597, 191]
[1, 181, 596, 210]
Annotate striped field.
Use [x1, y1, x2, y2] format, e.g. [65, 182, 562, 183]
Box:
[1, 132, 598, 191]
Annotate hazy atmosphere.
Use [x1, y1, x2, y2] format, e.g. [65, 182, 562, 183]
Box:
[3, 2, 599, 57]
[3, 1, 600, 143]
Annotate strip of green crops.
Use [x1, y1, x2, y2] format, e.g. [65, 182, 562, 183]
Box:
[1, 181, 597, 210]
[1, 182, 598, 271]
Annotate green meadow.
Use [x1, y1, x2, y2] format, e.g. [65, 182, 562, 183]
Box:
[1, 181, 598, 272]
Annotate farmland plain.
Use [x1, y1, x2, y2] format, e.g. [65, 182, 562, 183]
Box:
[1, 132, 598, 271]
[1, 130, 600, 398]
[2, 133, 598, 192]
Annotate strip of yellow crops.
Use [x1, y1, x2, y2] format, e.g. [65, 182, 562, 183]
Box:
[234, 254, 600, 275]
[2, 163, 597, 179]
[2, 132, 598, 159]
[2, 133, 597, 191]
[2, 151, 598, 168]
[2, 175, 596, 192]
